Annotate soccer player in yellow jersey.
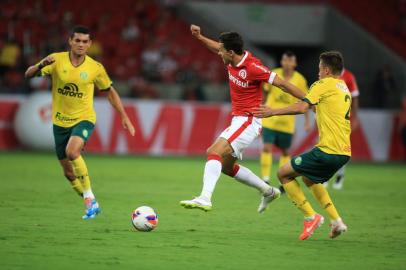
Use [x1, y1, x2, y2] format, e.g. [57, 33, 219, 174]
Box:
[24, 26, 135, 220]
[254, 51, 351, 240]
[260, 51, 310, 189]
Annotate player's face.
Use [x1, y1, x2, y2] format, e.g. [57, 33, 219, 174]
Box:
[281, 55, 297, 72]
[318, 61, 330, 79]
[69, 33, 92, 56]
[218, 43, 233, 65]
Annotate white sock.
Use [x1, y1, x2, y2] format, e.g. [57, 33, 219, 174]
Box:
[336, 165, 346, 178]
[83, 189, 95, 200]
[200, 159, 222, 201]
[234, 165, 270, 193]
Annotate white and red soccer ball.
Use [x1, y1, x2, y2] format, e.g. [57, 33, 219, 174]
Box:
[131, 206, 158, 232]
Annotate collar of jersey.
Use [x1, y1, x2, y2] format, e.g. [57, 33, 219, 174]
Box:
[236, 51, 249, 68]
[67, 51, 87, 68]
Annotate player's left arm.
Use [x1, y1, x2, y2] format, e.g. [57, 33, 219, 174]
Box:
[253, 101, 310, 118]
[272, 75, 306, 100]
[107, 87, 135, 136]
[95, 63, 135, 136]
[254, 78, 322, 118]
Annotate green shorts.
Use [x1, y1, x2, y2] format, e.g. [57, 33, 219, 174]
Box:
[262, 128, 293, 150]
[291, 147, 350, 184]
[53, 120, 95, 160]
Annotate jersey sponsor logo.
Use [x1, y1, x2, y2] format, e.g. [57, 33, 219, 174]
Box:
[57, 83, 83, 98]
[55, 112, 79, 123]
[238, 69, 247, 79]
[228, 71, 248, 88]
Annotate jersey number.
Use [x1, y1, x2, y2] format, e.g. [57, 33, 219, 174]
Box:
[344, 94, 351, 120]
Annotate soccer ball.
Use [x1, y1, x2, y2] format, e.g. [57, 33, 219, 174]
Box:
[131, 206, 158, 232]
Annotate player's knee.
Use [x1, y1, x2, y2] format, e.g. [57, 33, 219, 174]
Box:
[222, 167, 233, 177]
[281, 149, 289, 156]
[222, 164, 239, 177]
[65, 148, 80, 161]
[206, 147, 221, 157]
[262, 144, 272, 153]
[276, 169, 286, 183]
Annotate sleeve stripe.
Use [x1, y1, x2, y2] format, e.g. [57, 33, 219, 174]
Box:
[268, 72, 276, 84]
[302, 98, 317, 105]
[99, 84, 112, 91]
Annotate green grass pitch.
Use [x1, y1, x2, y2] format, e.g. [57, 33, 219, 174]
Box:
[0, 152, 405, 270]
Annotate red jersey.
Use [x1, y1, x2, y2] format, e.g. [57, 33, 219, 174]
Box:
[226, 51, 276, 116]
[340, 68, 359, 98]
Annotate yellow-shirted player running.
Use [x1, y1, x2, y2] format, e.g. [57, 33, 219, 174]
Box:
[24, 26, 135, 220]
[254, 51, 351, 240]
[260, 51, 310, 189]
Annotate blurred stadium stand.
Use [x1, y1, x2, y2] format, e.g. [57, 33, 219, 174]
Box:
[1, 0, 405, 159]
[0, 0, 404, 106]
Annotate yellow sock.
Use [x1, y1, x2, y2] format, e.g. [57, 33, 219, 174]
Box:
[279, 155, 291, 168]
[283, 180, 316, 218]
[71, 155, 91, 192]
[310, 184, 340, 221]
[260, 152, 272, 181]
[70, 179, 83, 196]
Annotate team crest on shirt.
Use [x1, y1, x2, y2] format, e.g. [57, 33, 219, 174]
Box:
[294, 156, 302, 165]
[82, 129, 88, 138]
[238, 69, 247, 79]
[80, 71, 88, 80]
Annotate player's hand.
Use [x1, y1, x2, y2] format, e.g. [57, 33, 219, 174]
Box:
[122, 116, 135, 136]
[351, 116, 360, 131]
[190, 24, 201, 38]
[252, 105, 273, 118]
[42, 56, 55, 66]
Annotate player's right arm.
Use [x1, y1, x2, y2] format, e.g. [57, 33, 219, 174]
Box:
[190, 24, 220, 54]
[24, 55, 55, 78]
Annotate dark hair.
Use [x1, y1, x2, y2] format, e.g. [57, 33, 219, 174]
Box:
[319, 51, 344, 75]
[219, 32, 244, 55]
[70, 25, 91, 39]
[282, 50, 296, 58]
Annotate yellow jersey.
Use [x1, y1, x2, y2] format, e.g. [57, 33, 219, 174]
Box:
[304, 77, 351, 156]
[262, 68, 308, 134]
[39, 52, 112, 127]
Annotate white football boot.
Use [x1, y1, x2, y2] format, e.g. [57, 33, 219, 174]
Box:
[258, 187, 281, 213]
[329, 218, 348, 239]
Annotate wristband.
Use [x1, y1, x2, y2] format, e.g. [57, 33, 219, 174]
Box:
[37, 62, 45, 70]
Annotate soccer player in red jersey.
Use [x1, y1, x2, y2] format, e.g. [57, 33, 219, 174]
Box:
[328, 68, 360, 189]
[180, 25, 306, 212]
